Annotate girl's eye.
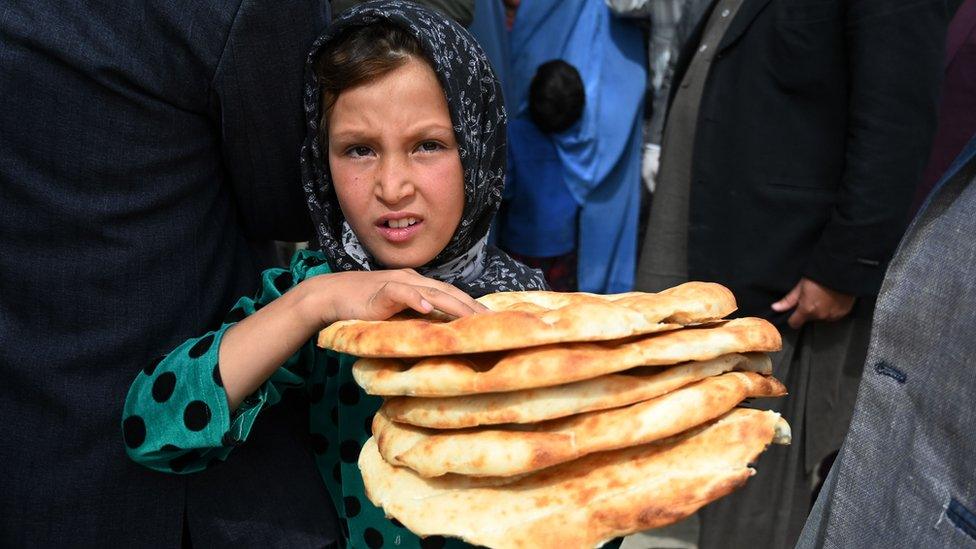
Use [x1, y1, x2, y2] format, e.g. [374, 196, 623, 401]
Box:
[346, 146, 374, 158]
[417, 141, 444, 153]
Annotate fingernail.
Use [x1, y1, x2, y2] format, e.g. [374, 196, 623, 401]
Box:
[420, 299, 433, 312]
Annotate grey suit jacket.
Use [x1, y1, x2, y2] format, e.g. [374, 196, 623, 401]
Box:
[796, 135, 976, 547]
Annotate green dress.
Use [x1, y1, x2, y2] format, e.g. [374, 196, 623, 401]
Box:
[123, 249, 623, 548]
[123, 249, 467, 548]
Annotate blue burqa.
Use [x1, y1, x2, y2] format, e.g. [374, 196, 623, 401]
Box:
[509, 0, 646, 293]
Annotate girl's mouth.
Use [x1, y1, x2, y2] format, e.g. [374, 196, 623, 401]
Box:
[376, 216, 424, 243]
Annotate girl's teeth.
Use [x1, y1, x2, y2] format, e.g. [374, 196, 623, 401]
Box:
[387, 217, 418, 228]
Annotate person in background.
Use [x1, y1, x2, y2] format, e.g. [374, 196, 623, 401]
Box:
[910, 0, 976, 217]
[468, 0, 512, 102]
[606, 0, 713, 194]
[0, 1, 337, 546]
[509, 1, 647, 294]
[496, 60, 584, 291]
[633, 0, 947, 546]
[796, 133, 976, 549]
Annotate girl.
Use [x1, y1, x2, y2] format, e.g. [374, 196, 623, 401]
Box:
[122, 2, 547, 547]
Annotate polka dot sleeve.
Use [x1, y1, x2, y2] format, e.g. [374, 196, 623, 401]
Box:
[122, 249, 331, 474]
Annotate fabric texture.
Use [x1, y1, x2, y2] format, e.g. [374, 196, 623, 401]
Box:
[911, 0, 976, 215]
[796, 134, 976, 549]
[509, 1, 647, 293]
[332, 0, 475, 26]
[637, 0, 744, 292]
[300, 0, 547, 296]
[0, 2, 336, 547]
[497, 117, 580, 258]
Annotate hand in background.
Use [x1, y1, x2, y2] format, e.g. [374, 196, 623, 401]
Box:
[771, 277, 855, 330]
[642, 143, 661, 193]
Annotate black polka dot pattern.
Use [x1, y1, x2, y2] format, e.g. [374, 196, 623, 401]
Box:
[310, 433, 329, 454]
[170, 450, 201, 473]
[143, 355, 164, 376]
[344, 496, 361, 518]
[340, 440, 360, 463]
[188, 334, 214, 359]
[152, 372, 177, 403]
[338, 382, 360, 405]
[363, 527, 384, 549]
[183, 400, 211, 431]
[420, 536, 447, 549]
[309, 383, 325, 403]
[212, 364, 223, 387]
[122, 416, 146, 449]
[161, 444, 181, 452]
[273, 271, 293, 294]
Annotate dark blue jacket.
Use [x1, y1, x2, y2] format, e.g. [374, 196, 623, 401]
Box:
[0, 2, 337, 546]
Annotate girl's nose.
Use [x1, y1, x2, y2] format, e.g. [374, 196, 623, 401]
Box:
[375, 154, 415, 205]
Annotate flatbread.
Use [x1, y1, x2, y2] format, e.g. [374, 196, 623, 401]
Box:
[373, 371, 786, 477]
[318, 282, 736, 357]
[360, 408, 790, 549]
[382, 352, 771, 429]
[354, 317, 781, 396]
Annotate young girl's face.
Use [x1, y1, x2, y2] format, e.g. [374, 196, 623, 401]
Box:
[327, 56, 465, 269]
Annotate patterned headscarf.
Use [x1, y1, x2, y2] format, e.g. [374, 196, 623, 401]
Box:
[300, 0, 547, 297]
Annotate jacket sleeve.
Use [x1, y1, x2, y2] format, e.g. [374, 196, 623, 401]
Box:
[210, 0, 331, 242]
[802, 0, 947, 296]
[121, 263, 317, 474]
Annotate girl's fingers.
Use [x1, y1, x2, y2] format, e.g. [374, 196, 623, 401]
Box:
[371, 282, 434, 317]
[415, 286, 482, 317]
[392, 270, 488, 312]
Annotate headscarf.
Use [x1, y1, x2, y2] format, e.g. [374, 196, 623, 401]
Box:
[300, 0, 548, 297]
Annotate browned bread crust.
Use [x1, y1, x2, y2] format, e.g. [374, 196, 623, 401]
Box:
[318, 282, 736, 358]
[354, 317, 781, 396]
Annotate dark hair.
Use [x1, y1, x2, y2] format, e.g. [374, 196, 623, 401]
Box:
[528, 60, 585, 134]
[315, 22, 428, 143]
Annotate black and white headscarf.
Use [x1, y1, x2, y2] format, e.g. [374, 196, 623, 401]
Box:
[299, 0, 548, 297]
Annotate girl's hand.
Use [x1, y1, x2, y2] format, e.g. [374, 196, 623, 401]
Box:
[220, 269, 485, 410]
[299, 269, 488, 327]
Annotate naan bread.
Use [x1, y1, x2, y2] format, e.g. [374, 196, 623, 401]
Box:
[319, 282, 735, 357]
[382, 353, 771, 429]
[354, 318, 780, 396]
[373, 372, 786, 477]
[361, 408, 790, 549]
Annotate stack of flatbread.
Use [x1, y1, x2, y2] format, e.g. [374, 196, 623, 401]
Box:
[318, 282, 789, 549]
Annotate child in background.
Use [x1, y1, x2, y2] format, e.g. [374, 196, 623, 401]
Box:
[121, 3, 547, 548]
[496, 60, 584, 291]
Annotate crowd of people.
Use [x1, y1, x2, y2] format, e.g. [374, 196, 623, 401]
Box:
[1, 0, 974, 548]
